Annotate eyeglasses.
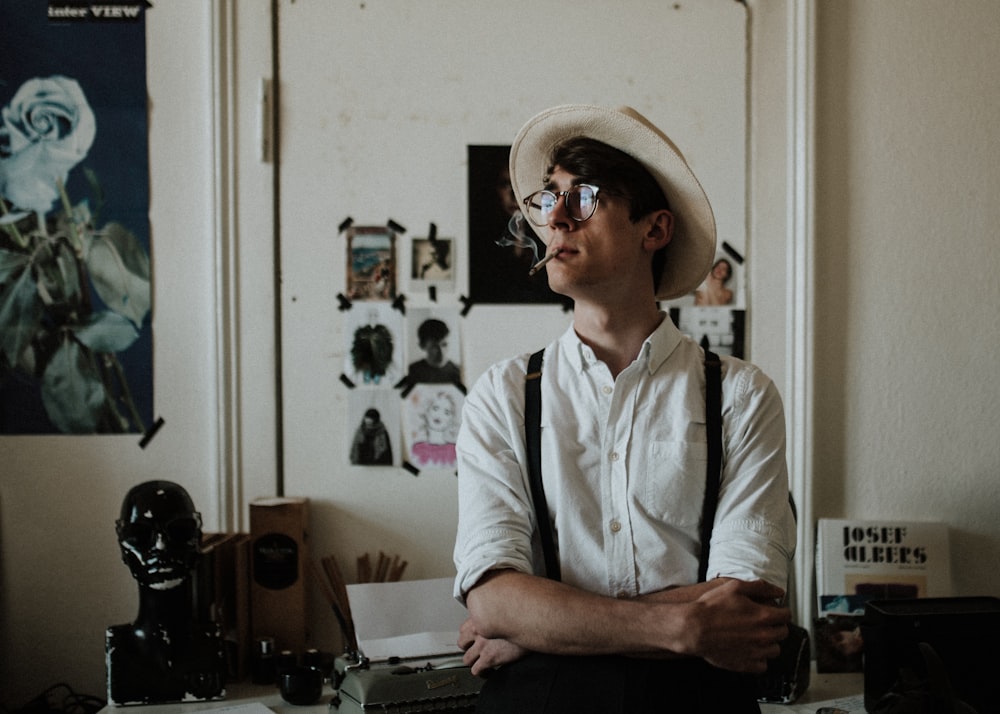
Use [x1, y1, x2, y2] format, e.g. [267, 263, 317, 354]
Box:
[522, 184, 603, 227]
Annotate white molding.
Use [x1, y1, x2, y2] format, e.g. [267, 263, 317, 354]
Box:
[211, 0, 241, 531]
[210, 0, 277, 531]
[747, 0, 816, 628]
[786, 0, 817, 630]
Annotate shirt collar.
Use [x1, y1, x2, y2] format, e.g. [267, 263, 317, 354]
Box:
[560, 312, 683, 375]
[645, 313, 684, 374]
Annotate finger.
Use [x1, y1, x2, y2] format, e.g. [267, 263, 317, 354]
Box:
[756, 623, 789, 649]
[463, 648, 479, 669]
[756, 605, 792, 628]
[741, 579, 786, 601]
[470, 656, 494, 678]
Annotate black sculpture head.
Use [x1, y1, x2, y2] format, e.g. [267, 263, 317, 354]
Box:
[116, 480, 202, 591]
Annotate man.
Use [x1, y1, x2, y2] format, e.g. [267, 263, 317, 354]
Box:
[350, 408, 393, 465]
[695, 257, 736, 306]
[453, 105, 796, 712]
[407, 317, 462, 385]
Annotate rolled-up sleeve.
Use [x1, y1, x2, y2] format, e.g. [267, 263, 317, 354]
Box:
[707, 364, 797, 589]
[453, 360, 539, 604]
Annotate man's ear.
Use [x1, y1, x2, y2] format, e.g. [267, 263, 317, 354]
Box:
[644, 209, 673, 251]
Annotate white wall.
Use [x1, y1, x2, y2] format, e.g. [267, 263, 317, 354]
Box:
[0, 1, 276, 705]
[811, 0, 1000, 600]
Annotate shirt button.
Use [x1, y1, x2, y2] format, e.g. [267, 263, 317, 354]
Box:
[609, 451, 620, 462]
[602, 385, 613, 395]
[610, 520, 622, 533]
[617, 590, 630, 599]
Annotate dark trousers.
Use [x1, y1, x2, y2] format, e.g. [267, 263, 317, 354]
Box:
[476, 653, 761, 713]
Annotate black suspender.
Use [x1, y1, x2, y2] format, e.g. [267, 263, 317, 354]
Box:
[699, 349, 723, 583]
[526, 348, 560, 581]
[524, 347, 723, 584]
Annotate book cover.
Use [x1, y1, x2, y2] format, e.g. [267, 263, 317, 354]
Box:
[816, 518, 952, 614]
[814, 518, 952, 673]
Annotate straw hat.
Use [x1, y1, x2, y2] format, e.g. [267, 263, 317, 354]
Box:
[509, 104, 716, 300]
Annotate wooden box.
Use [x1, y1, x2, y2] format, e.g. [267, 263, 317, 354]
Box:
[249, 497, 310, 653]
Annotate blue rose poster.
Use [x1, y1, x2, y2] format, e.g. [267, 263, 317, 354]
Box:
[0, 1, 152, 434]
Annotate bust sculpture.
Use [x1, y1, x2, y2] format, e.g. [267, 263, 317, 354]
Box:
[105, 480, 225, 705]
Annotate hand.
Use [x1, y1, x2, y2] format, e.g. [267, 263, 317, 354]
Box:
[679, 579, 790, 673]
[457, 616, 529, 676]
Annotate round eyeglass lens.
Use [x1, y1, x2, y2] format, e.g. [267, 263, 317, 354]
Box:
[567, 185, 597, 221]
[525, 191, 556, 225]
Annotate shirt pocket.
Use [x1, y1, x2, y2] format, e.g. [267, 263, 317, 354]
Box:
[643, 438, 708, 528]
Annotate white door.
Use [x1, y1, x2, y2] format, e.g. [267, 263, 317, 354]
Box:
[274, 0, 752, 648]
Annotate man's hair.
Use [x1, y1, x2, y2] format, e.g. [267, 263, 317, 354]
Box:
[546, 137, 671, 291]
[417, 318, 449, 345]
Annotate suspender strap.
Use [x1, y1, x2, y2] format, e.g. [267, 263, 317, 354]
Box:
[525, 347, 722, 585]
[525, 349, 560, 581]
[698, 349, 722, 583]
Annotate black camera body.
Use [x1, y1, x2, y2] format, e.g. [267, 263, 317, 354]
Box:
[862, 596, 1000, 713]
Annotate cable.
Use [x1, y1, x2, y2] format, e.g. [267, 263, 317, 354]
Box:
[11, 684, 104, 714]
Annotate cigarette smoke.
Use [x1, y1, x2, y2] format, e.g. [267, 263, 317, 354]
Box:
[496, 210, 543, 264]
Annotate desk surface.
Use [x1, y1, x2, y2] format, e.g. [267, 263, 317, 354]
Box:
[759, 669, 864, 713]
[100, 668, 865, 714]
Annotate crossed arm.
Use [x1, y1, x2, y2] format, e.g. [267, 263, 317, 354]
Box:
[458, 569, 790, 676]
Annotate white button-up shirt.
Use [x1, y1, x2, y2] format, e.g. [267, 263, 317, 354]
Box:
[454, 316, 795, 603]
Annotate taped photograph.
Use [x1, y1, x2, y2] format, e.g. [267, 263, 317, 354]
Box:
[346, 225, 397, 301]
[410, 235, 455, 292]
[403, 383, 463, 472]
[404, 307, 463, 387]
[343, 302, 404, 388]
[348, 388, 400, 467]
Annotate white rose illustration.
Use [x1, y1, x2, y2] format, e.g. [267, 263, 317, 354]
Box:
[0, 75, 97, 214]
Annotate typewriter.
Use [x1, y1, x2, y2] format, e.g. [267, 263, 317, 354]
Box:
[330, 652, 482, 714]
[327, 577, 484, 713]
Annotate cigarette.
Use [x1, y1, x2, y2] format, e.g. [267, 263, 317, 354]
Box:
[528, 248, 562, 276]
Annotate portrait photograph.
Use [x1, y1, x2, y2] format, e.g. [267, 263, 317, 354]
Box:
[693, 252, 745, 309]
[410, 236, 456, 292]
[404, 307, 463, 387]
[467, 145, 563, 305]
[347, 388, 400, 467]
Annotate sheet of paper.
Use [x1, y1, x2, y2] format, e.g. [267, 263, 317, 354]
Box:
[353, 630, 463, 661]
[346, 576, 467, 660]
[192, 704, 275, 714]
